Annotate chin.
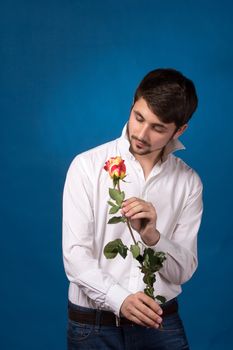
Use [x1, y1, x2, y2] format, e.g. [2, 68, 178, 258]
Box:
[132, 147, 150, 156]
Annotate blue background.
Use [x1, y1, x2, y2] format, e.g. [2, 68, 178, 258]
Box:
[1, 1, 233, 349]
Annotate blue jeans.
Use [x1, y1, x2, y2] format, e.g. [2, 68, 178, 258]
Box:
[67, 300, 190, 350]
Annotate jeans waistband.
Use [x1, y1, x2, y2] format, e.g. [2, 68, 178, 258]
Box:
[68, 298, 178, 327]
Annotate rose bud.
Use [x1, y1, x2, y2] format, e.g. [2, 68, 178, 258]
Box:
[104, 156, 126, 180]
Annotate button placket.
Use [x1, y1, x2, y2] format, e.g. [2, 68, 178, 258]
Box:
[128, 258, 141, 292]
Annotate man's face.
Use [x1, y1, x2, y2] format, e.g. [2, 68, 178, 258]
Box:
[127, 98, 187, 157]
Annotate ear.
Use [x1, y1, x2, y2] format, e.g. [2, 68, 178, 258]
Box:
[173, 124, 188, 139]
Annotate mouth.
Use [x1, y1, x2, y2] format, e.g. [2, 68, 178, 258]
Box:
[135, 140, 147, 149]
[132, 136, 150, 149]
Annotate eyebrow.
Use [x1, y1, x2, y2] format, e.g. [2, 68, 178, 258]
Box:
[134, 110, 168, 130]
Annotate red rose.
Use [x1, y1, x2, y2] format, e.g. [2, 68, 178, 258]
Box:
[104, 156, 126, 180]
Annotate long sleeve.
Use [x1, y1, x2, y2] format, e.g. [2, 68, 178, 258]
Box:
[154, 171, 203, 285]
[62, 156, 130, 315]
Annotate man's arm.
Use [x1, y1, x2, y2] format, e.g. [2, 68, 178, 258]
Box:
[121, 171, 203, 285]
[154, 174, 203, 285]
[62, 156, 131, 315]
[63, 156, 164, 327]
[119, 172, 202, 324]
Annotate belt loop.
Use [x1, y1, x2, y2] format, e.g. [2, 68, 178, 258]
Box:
[94, 309, 101, 333]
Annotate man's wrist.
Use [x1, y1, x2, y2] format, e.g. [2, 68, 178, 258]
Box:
[142, 228, 160, 246]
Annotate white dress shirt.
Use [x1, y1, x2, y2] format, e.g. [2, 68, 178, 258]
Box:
[62, 124, 203, 316]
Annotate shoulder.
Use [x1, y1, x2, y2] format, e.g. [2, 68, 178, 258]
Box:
[168, 155, 203, 191]
[67, 138, 119, 176]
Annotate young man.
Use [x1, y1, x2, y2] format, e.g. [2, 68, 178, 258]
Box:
[63, 68, 203, 349]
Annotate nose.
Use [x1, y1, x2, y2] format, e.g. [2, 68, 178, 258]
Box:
[138, 124, 149, 141]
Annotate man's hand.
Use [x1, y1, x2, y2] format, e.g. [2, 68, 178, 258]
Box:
[121, 197, 160, 246]
[120, 292, 163, 328]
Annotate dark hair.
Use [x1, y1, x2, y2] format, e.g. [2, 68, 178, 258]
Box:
[133, 68, 198, 128]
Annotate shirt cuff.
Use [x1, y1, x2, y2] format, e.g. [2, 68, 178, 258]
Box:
[105, 283, 131, 316]
[141, 233, 174, 255]
[149, 233, 180, 258]
[152, 233, 170, 251]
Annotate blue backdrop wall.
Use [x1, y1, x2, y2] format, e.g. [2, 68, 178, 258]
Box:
[1, 1, 233, 349]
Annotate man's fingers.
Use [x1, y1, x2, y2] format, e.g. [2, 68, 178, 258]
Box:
[136, 303, 163, 326]
[139, 292, 163, 315]
[123, 203, 144, 217]
[122, 201, 152, 215]
[123, 302, 162, 328]
[120, 292, 163, 328]
[128, 212, 151, 220]
[128, 308, 162, 328]
[122, 197, 138, 206]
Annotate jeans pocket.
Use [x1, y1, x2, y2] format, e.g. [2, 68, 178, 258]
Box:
[160, 313, 186, 333]
[156, 313, 189, 349]
[67, 320, 94, 342]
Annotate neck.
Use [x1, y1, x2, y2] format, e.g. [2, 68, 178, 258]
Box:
[134, 150, 163, 180]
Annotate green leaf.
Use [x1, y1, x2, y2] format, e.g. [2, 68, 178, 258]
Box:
[142, 248, 166, 272]
[136, 254, 143, 263]
[104, 241, 119, 259]
[108, 188, 119, 200]
[109, 188, 125, 206]
[130, 244, 140, 258]
[103, 239, 128, 259]
[155, 295, 166, 304]
[109, 205, 120, 214]
[143, 272, 155, 286]
[118, 244, 128, 259]
[144, 286, 154, 299]
[107, 200, 115, 207]
[143, 252, 150, 269]
[108, 216, 127, 224]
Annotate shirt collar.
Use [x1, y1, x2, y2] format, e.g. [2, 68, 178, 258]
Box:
[118, 123, 185, 163]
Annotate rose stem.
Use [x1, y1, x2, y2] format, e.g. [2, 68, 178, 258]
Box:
[126, 220, 137, 245]
[117, 181, 137, 245]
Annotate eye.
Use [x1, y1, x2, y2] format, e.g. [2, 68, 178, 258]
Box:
[135, 114, 144, 122]
[152, 126, 165, 133]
